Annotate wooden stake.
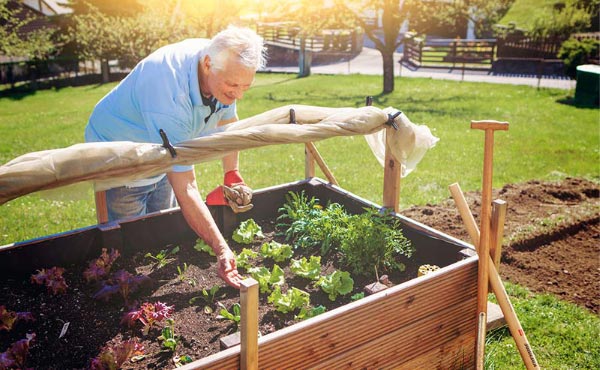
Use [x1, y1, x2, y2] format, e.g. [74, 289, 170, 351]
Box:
[94, 191, 109, 224]
[304, 144, 315, 179]
[304, 142, 338, 186]
[382, 127, 401, 212]
[449, 183, 541, 370]
[490, 200, 507, 271]
[471, 120, 508, 369]
[240, 278, 259, 370]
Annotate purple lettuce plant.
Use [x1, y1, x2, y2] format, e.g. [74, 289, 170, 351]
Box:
[0, 333, 35, 369]
[0, 306, 34, 332]
[121, 301, 174, 335]
[89, 338, 144, 370]
[93, 270, 150, 304]
[84, 248, 120, 282]
[30, 267, 68, 295]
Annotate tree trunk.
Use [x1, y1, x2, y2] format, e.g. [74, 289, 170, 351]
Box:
[382, 50, 395, 94]
[101, 59, 110, 84]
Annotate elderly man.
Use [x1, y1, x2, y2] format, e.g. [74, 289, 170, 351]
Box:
[85, 26, 267, 289]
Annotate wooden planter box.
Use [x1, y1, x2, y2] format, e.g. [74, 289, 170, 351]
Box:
[0, 177, 478, 368]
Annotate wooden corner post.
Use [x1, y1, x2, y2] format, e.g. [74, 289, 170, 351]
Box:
[382, 127, 401, 212]
[94, 191, 109, 224]
[240, 278, 259, 370]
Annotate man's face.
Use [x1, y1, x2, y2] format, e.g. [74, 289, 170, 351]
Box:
[204, 55, 255, 105]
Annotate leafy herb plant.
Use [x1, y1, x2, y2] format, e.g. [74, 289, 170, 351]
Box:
[145, 246, 180, 270]
[30, 267, 68, 295]
[290, 256, 322, 280]
[122, 301, 175, 335]
[260, 241, 293, 262]
[232, 219, 264, 244]
[93, 270, 150, 305]
[158, 318, 178, 352]
[89, 338, 144, 370]
[0, 306, 34, 332]
[316, 270, 354, 301]
[189, 284, 222, 314]
[193, 238, 215, 256]
[217, 302, 241, 329]
[0, 333, 35, 369]
[83, 248, 120, 282]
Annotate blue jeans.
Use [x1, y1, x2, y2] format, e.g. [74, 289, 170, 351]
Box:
[105, 175, 177, 222]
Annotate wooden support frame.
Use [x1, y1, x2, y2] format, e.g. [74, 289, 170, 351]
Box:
[382, 127, 401, 212]
[490, 200, 507, 271]
[240, 278, 259, 370]
[94, 191, 109, 224]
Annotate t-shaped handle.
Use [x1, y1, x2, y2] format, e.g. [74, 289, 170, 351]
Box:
[471, 120, 509, 131]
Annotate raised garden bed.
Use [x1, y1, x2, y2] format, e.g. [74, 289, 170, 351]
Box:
[0, 178, 478, 369]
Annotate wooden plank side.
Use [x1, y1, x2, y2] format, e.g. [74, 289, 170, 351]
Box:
[310, 298, 477, 369]
[186, 258, 477, 370]
[257, 259, 477, 369]
[396, 331, 476, 370]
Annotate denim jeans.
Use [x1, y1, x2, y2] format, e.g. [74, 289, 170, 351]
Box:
[105, 175, 177, 222]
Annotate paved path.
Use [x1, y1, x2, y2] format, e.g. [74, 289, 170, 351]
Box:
[264, 47, 576, 90]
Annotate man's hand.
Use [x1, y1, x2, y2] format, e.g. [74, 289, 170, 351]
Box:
[216, 249, 243, 289]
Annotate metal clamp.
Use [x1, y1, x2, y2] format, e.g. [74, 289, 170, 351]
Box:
[159, 129, 177, 158]
[386, 111, 401, 130]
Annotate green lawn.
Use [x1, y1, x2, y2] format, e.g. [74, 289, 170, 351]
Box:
[1, 73, 598, 369]
[498, 0, 563, 30]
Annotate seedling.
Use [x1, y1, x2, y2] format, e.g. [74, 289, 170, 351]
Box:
[260, 241, 293, 262]
[236, 248, 258, 271]
[145, 246, 180, 269]
[268, 286, 310, 314]
[189, 284, 221, 314]
[93, 269, 150, 304]
[0, 333, 35, 369]
[83, 248, 120, 282]
[290, 256, 322, 280]
[232, 218, 264, 244]
[296, 305, 326, 320]
[351, 292, 365, 301]
[158, 318, 178, 352]
[176, 263, 194, 284]
[316, 270, 354, 301]
[193, 239, 215, 256]
[248, 265, 285, 294]
[30, 267, 68, 295]
[217, 302, 241, 329]
[0, 306, 34, 332]
[89, 338, 144, 370]
[122, 301, 174, 335]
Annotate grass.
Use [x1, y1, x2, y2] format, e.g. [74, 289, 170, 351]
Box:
[0, 72, 598, 368]
[498, 0, 563, 30]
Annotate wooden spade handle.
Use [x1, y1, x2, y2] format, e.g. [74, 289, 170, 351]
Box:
[471, 120, 509, 131]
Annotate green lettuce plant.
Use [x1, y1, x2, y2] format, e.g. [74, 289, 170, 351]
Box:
[232, 219, 264, 244]
[316, 270, 354, 301]
[290, 256, 322, 280]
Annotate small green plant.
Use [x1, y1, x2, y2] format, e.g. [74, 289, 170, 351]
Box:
[193, 238, 215, 256]
[351, 292, 365, 301]
[296, 305, 326, 320]
[158, 318, 178, 352]
[290, 256, 322, 280]
[268, 286, 311, 314]
[236, 248, 258, 270]
[189, 284, 221, 314]
[316, 270, 354, 301]
[232, 219, 264, 244]
[145, 246, 179, 269]
[248, 265, 285, 294]
[259, 241, 293, 262]
[217, 302, 241, 329]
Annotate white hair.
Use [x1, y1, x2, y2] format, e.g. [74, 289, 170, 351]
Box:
[206, 26, 267, 71]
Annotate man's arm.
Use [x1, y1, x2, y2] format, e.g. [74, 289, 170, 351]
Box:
[218, 117, 239, 173]
[167, 170, 242, 289]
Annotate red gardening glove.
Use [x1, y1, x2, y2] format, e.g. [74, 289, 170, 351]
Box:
[206, 170, 253, 213]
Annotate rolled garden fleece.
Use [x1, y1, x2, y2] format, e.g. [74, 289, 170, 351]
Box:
[0, 104, 438, 205]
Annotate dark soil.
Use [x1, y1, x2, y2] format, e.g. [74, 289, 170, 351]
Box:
[402, 177, 599, 314]
[2, 177, 597, 368]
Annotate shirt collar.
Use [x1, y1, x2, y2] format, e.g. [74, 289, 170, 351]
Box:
[189, 53, 202, 107]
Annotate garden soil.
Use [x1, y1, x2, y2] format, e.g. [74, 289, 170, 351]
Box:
[1, 177, 597, 369]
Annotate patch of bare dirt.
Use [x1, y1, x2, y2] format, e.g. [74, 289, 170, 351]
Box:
[402, 177, 600, 314]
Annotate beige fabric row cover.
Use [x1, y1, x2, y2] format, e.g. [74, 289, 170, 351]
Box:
[0, 105, 438, 205]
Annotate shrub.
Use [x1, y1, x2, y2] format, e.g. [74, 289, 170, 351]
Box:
[558, 37, 600, 78]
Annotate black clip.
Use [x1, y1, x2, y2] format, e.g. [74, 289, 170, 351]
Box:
[289, 108, 296, 124]
[365, 96, 373, 106]
[159, 129, 177, 158]
[386, 111, 402, 130]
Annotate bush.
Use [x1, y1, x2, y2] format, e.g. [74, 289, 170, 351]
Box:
[558, 37, 600, 78]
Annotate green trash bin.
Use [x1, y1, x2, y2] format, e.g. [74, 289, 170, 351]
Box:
[574, 64, 600, 106]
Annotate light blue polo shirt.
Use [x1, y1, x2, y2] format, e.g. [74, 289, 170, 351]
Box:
[85, 38, 237, 178]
